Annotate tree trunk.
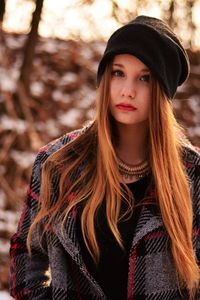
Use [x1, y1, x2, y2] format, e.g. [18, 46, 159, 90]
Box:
[168, 0, 175, 29]
[0, 0, 6, 23]
[19, 0, 44, 94]
[186, 0, 195, 48]
[17, 0, 44, 151]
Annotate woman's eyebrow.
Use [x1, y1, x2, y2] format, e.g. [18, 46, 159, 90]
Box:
[112, 63, 150, 72]
[112, 63, 124, 68]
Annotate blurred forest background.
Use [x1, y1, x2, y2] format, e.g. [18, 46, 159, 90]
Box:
[0, 0, 200, 297]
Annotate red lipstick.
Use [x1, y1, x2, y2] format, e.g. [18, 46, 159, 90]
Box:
[116, 103, 137, 111]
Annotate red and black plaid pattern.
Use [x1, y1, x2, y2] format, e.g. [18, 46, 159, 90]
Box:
[10, 127, 200, 299]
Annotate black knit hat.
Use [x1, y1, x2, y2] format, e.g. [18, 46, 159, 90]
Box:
[97, 15, 190, 99]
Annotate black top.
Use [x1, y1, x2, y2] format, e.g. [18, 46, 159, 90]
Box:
[76, 175, 151, 300]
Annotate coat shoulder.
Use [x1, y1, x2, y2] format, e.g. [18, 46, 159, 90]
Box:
[40, 125, 90, 157]
[183, 145, 200, 166]
[31, 123, 93, 181]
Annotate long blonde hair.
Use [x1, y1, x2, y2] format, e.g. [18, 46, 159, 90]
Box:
[27, 63, 199, 294]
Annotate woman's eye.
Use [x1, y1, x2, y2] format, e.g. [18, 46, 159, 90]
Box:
[111, 70, 124, 77]
[140, 74, 150, 82]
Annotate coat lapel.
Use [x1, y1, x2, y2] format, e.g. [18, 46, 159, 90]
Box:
[53, 211, 106, 299]
[53, 212, 82, 263]
[131, 206, 163, 249]
[131, 188, 164, 249]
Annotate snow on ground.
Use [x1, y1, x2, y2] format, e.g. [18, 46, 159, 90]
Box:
[0, 209, 20, 236]
[0, 291, 12, 299]
[58, 108, 82, 128]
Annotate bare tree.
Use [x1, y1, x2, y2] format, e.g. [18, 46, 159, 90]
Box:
[17, 0, 44, 151]
[19, 0, 44, 94]
[110, 0, 136, 24]
[0, 0, 6, 29]
[186, 0, 196, 48]
[168, 0, 175, 28]
[0, 0, 8, 68]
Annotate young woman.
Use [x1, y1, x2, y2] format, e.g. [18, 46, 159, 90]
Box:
[10, 15, 200, 300]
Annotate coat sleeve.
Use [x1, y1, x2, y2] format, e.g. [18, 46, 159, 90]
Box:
[10, 149, 52, 300]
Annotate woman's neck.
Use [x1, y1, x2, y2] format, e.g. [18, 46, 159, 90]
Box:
[115, 122, 148, 165]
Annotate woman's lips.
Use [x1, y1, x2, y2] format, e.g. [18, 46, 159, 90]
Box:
[115, 103, 137, 111]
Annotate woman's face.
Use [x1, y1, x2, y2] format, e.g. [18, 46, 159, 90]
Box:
[109, 54, 152, 127]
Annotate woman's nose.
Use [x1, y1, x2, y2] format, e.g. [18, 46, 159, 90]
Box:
[121, 81, 136, 99]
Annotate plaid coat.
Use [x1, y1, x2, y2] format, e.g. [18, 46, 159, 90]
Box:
[10, 127, 200, 300]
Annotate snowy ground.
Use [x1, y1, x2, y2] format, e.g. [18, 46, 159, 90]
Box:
[0, 291, 12, 299]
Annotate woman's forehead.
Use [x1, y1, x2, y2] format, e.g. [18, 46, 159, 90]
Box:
[112, 54, 149, 71]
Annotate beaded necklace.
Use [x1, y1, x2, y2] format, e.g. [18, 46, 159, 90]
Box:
[117, 157, 150, 180]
